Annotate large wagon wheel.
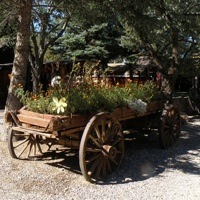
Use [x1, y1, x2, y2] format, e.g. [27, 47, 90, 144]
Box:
[79, 112, 124, 183]
[159, 105, 181, 149]
[8, 128, 47, 160]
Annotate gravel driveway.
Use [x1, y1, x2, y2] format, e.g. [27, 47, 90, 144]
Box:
[0, 114, 199, 200]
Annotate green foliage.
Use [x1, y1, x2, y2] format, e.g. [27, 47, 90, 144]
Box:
[15, 81, 160, 115]
[15, 84, 53, 114]
[117, 0, 200, 66]
[2, 0, 200, 98]
[52, 22, 126, 61]
[0, 0, 17, 47]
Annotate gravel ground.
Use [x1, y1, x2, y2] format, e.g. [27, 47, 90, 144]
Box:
[0, 111, 199, 200]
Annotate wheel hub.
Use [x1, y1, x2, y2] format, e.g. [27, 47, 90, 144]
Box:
[102, 145, 117, 159]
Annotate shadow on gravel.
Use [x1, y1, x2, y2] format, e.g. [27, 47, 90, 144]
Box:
[41, 149, 82, 175]
[43, 117, 200, 185]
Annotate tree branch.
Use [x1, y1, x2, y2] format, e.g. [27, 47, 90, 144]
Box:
[42, 19, 69, 57]
[184, 3, 200, 14]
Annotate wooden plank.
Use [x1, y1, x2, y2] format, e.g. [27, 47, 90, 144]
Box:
[50, 114, 92, 131]
[111, 107, 123, 119]
[19, 109, 53, 120]
[123, 106, 138, 118]
[60, 127, 84, 139]
[17, 114, 51, 128]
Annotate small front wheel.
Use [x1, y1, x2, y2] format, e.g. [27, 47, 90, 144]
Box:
[8, 128, 46, 160]
[79, 112, 124, 183]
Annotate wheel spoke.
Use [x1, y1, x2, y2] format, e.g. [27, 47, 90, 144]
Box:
[86, 148, 102, 152]
[171, 134, 176, 143]
[34, 142, 37, 156]
[13, 137, 30, 149]
[88, 156, 102, 176]
[171, 113, 176, 124]
[106, 157, 112, 173]
[36, 141, 43, 154]
[108, 125, 119, 141]
[106, 122, 114, 137]
[166, 116, 171, 126]
[89, 135, 104, 150]
[173, 124, 178, 132]
[86, 153, 101, 164]
[93, 124, 101, 139]
[94, 158, 103, 179]
[163, 129, 170, 136]
[18, 140, 31, 158]
[163, 130, 171, 145]
[101, 118, 106, 138]
[174, 115, 180, 127]
[111, 137, 121, 147]
[105, 126, 112, 139]
[163, 122, 170, 129]
[167, 133, 174, 147]
[101, 157, 107, 178]
[163, 135, 170, 147]
[28, 142, 33, 157]
[35, 135, 43, 154]
[169, 134, 175, 146]
[107, 155, 118, 166]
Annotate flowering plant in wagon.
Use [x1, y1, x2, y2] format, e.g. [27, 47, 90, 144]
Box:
[15, 80, 161, 116]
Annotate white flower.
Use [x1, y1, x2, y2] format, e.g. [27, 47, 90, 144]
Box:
[52, 97, 67, 114]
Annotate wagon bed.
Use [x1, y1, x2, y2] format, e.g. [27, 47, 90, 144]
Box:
[15, 100, 164, 131]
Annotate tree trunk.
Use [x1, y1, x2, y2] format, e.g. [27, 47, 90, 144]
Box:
[29, 54, 44, 94]
[162, 29, 179, 102]
[1, 0, 32, 141]
[169, 29, 179, 91]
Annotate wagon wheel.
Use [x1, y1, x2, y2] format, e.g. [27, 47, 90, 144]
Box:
[8, 128, 47, 160]
[79, 112, 124, 183]
[159, 105, 181, 149]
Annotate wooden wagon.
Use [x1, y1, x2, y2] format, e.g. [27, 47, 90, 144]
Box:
[7, 100, 181, 183]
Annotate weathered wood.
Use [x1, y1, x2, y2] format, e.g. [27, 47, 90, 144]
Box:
[17, 114, 51, 128]
[49, 115, 92, 131]
[16, 100, 165, 132]
[12, 126, 56, 138]
[19, 109, 53, 120]
[57, 138, 80, 147]
[17, 109, 93, 131]
[60, 127, 84, 139]
[146, 100, 164, 112]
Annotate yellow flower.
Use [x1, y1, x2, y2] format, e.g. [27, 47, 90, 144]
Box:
[52, 97, 67, 114]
